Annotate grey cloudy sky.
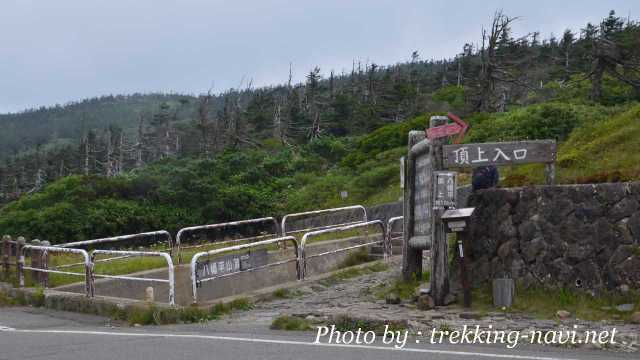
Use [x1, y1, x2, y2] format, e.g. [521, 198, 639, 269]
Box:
[1, 0, 637, 113]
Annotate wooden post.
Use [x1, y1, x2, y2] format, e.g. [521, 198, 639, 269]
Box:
[2, 235, 10, 279]
[40, 240, 50, 288]
[429, 116, 450, 306]
[402, 131, 426, 281]
[458, 233, 471, 308]
[545, 162, 556, 185]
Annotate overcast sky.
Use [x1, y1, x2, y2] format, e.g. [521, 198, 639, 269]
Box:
[1, 0, 637, 113]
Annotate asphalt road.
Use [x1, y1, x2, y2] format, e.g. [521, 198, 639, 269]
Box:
[0, 307, 636, 360]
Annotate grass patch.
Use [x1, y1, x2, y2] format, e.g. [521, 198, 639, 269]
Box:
[472, 284, 640, 322]
[374, 272, 430, 300]
[338, 248, 372, 268]
[318, 262, 389, 287]
[272, 288, 303, 299]
[270, 315, 313, 331]
[0, 290, 16, 307]
[121, 297, 254, 326]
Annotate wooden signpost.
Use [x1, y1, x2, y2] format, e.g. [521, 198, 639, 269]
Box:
[402, 130, 431, 281]
[443, 140, 557, 184]
[403, 113, 558, 307]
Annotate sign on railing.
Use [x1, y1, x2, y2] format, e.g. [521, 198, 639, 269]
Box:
[190, 236, 299, 304]
[195, 248, 268, 281]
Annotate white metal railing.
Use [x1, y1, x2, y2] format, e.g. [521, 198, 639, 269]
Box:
[189, 236, 299, 304]
[19, 245, 92, 297]
[176, 217, 279, 264]
[60, 230, 173, 250]
[299, 220, 387, 279]
[90, 250, 175, 306]
[281, 205, 368, 237]
[386, 216, 404, 256]
[55, 230, 174, 269]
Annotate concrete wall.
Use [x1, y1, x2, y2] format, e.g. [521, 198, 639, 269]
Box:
[464, 182, 640, 292]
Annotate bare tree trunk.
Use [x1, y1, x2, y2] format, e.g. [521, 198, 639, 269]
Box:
[135, 116, 144, 168]
[591, 61, 604, 101]
[117, 132, 124, 175]
[198, 91, 212, 157]
[441, 60, 448, 87]
[329, 70, 335, 99]
[83, 135, 90, 176]
[106, 128, 113, 177]
[273, 100, 282, 142]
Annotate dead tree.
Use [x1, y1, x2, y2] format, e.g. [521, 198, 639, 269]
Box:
[198, 90, 213, 157]
[476, 11, 531, 112]
[135, 115, 145, 169]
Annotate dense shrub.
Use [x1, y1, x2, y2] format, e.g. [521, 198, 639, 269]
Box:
[465, 103, 621, 143]
[341, 114, 430, 167]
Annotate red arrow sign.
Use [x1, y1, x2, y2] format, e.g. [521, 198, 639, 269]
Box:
[427, 123, 462, 139]
[426, 113, 469, 143]
[447, 112, 468, 144]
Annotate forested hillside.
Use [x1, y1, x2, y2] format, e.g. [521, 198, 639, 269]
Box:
[1, 10, 639, 243]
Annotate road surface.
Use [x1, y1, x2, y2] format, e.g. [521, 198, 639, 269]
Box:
[0, 307, 636, 360]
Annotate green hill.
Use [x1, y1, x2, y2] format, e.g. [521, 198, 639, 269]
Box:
[2, 99, 640, 243]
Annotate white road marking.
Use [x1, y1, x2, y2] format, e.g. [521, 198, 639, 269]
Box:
[0, 326, 16, 331]
[0, 327, 579, 360]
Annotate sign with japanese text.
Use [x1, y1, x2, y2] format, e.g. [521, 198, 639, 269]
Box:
[413, 154, 432, 237]
[433, 171, 457, 209]
[195, 248, 268, 284]
[443, 140, 556, 168]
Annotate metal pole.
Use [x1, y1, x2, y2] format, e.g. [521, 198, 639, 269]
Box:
[40, 241, 50, 288]
[31, 239, 41, 285]
[16, 237, 26, 287]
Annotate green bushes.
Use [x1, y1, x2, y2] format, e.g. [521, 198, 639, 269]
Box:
[465, 103, 617, 143]
[341, 114, 430, 168]
[433, 85, 465, 109]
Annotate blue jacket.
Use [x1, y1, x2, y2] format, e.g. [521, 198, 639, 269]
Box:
[472, 166, 499, 191]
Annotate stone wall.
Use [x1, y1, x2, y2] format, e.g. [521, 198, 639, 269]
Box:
[465, 182, 640, 292]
